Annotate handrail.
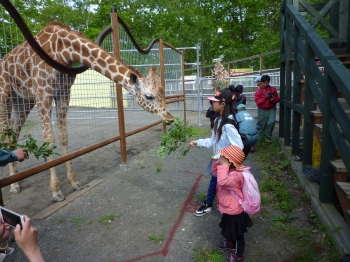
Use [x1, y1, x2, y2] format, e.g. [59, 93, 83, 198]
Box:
[280, 1, 350, 205]
[285, 3, 350, 142]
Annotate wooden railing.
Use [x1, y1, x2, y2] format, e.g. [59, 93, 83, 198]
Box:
[280, 0, 350, 203]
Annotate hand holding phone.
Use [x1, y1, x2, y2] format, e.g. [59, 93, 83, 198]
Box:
[0, 206, 24, 230]
[14, 215, 44, 262]
[0, 216, 12, 248]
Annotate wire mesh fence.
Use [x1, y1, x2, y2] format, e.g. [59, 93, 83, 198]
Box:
[0, 5, 184, 181]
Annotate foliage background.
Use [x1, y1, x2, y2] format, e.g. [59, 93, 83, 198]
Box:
[3, 0, 326, 69]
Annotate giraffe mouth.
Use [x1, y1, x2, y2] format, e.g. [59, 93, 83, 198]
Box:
[161, 111, 175, 122]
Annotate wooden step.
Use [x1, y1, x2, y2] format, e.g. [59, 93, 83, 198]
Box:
[314, 124, 322, 132]
[311, 109, 350, 125]
[314, 124, 323, 142]
[336, 182, 350, 199]
[311, 109, 350, 117]
[331, 48, 347, 55]
[313, 124, 348, 141]
[331, 159, 347, 173]
[335, 181, 350, 226]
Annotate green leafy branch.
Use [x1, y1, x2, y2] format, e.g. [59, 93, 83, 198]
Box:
[157, 118, 193, 159]
[0, 127, 60, 161]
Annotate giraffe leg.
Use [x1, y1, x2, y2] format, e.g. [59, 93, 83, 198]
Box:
[9, 163, 20, 193]
[62, 146, 83, 191]
[0, 79, 19, 193]
[9, 96, 35, 193]
[54, 81, 83, 192]
[36, 92, 65, 201]
[49, 158, 65, 202]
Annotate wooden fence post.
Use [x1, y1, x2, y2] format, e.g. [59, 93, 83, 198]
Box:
[110, 8, 127, 165]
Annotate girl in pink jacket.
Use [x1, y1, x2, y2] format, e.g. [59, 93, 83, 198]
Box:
[215, 145, 252, 262]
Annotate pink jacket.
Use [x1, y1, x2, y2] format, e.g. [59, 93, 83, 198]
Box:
[216, 165, 244, 215]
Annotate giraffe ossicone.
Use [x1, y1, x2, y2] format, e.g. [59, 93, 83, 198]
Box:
[0, 22, 174, 201]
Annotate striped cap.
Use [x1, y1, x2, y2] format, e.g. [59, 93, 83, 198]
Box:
[218, 145, 245, 171]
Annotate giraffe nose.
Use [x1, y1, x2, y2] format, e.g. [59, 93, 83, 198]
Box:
[161, 111, 174, 122]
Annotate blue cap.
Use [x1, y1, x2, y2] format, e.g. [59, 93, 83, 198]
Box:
[254, 76, 262, 82]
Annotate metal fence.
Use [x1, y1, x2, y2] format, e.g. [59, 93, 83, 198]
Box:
[0, 2, 185, 203]
[183, 71, 281, 126]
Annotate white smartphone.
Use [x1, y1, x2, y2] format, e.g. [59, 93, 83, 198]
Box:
[0, 206, 24, 230]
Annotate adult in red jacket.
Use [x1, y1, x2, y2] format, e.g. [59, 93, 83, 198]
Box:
[254, 75, 280, 143]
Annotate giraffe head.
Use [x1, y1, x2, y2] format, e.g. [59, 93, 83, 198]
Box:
[27, 22, 175, 122]
[128, 66, 174, 122]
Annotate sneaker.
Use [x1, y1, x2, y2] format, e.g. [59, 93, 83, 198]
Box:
[250, 145, 256, 152]
[218, 239, 236, 251]
[265, 137, 272, 143]
[224, 254, 244, 262]
[194, 201, 212, 216]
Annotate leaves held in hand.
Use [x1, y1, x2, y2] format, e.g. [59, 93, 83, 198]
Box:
[0, 128, 60, 161]
[157, 118, 193, 159]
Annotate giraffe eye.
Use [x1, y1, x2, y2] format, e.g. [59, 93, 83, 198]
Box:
[144, 94, 154, 100]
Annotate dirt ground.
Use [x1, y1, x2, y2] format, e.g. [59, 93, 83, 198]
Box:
[2, 121, 164, 217]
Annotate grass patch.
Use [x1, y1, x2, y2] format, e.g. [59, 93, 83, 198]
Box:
[155, 163, 162, 173]
[190, 126, 211, 137]
[148, 233, 164, 243]
[193, 192, 207, 203]
[255, 137, 342, 261]
[192, 247, 224, 262]
[71, 217, 85, 223]
[98, 213, 121, 228]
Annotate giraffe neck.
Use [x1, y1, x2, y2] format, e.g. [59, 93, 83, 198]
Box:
[38, 24, 139, 92]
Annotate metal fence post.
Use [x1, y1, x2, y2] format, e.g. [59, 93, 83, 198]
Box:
[196, 44, 202, 126]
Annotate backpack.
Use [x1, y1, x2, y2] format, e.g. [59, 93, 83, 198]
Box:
[230, 166, 261, 215]
[223, 118, 251, 158]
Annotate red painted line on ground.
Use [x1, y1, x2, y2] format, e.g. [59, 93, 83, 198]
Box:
[125, 173, 204, 262]
[124, 251, 163, 262]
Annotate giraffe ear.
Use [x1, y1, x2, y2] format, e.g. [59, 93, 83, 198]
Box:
[130, 73, 140, 87]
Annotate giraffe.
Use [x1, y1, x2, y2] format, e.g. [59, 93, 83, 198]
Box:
[0, 22, 174, 202]
[211, 60, 230, 91]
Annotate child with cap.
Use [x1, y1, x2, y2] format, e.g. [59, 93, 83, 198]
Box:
[215, 145, 253, 262]
[236, 104, 258, 152]
[253, 76, 262, 88]
[189, 89, 244, 216]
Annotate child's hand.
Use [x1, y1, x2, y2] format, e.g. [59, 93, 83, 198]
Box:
[189, 141, 197, 147]
[218, 155, 230, 166]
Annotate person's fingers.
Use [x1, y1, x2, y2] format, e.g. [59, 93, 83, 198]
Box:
[22, 215, 31, 233]
[14, 224, 21, 239]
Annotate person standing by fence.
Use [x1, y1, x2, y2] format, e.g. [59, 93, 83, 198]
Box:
[254, 75, 280, 143]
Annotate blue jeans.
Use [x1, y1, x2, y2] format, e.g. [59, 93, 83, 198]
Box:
[205, 159, 217, 205]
